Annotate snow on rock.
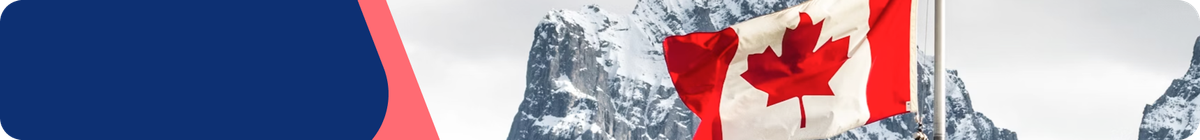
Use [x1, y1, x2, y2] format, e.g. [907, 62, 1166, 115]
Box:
[1139, 36, 1200, 140]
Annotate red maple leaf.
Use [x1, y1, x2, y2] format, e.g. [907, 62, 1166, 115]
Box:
[740, 13, 852, 128]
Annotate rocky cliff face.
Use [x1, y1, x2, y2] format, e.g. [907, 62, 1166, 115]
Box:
[507, 0, 1017, 139]
[1139, 36, 1200, 140]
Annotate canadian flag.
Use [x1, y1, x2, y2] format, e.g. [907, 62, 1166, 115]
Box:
[662, 0, 916, 139]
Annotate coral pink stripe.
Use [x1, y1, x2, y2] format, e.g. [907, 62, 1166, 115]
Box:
[358, 0, 441, 139]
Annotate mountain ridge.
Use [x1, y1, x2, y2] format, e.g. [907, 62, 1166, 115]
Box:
[1138, 36, 1200, 140]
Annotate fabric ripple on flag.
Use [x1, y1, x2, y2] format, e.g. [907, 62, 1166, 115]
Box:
[662, 0, 916, 139]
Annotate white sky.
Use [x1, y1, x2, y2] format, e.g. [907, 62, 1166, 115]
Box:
[390, 0, 1200, 140]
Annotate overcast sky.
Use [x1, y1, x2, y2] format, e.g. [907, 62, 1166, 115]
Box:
[390, 0, 1200, 140]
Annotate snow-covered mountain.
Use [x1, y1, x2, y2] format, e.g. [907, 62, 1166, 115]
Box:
[506, 0, 1017, 139]
[1138, 36, 1200, 140]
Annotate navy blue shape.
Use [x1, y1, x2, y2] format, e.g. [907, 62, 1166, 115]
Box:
[0, 1, 388, 140]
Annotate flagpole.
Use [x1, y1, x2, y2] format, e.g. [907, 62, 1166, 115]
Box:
[932, 0, 947, 139]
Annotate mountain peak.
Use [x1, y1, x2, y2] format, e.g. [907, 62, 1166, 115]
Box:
[1187, 36, 1200, 79]
[1138, 35, 1200, 140]
[1192, 36, 1200, 66]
